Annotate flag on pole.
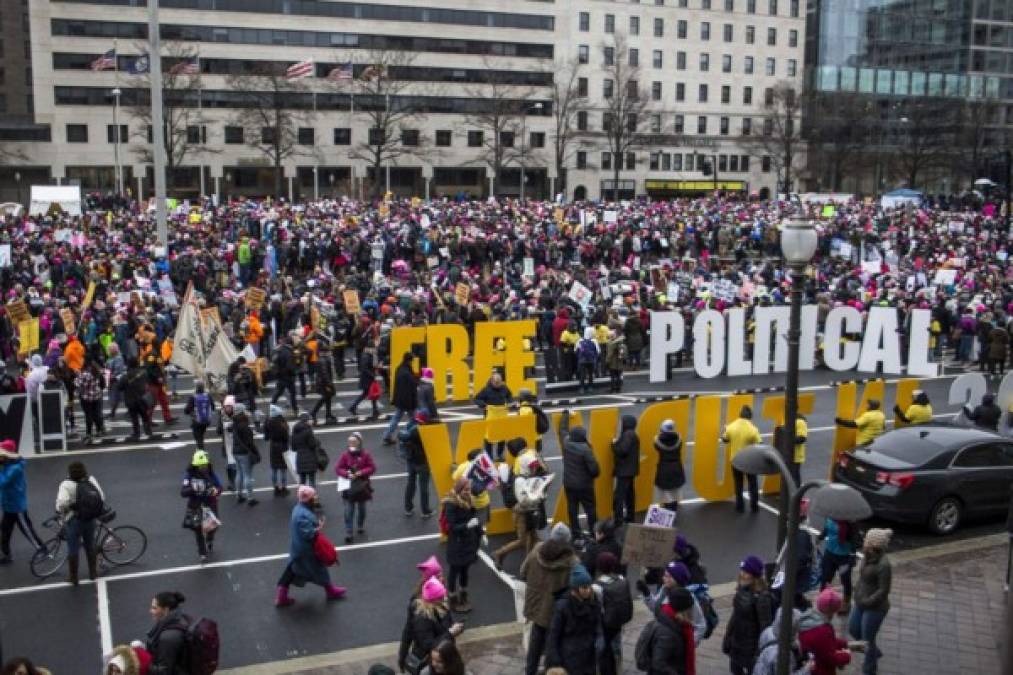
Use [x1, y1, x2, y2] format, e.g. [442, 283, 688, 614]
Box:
[360, 64, 387, 81]
[326, 63, 354, 82]
[127, 53, 150, 75]
[169, 56, 199, 76]
[286, 58, 314, 80]
[91, 49, 117, 72]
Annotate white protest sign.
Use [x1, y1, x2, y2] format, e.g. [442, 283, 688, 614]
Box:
[0, 245, 11, 268]
[603, 210, 618, 224]
[569, 281, 593, 309]
[523, 257, 535, 277]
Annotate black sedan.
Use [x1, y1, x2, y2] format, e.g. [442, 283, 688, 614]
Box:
[834, 425, 1013, 535]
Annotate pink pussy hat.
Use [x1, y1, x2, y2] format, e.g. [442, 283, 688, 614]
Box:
[421, 576, 447, 602]
[416, 555, 443, 580]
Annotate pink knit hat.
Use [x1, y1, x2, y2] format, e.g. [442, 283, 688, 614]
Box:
[416, 555, 442, 580]
[297, 485, 317, 503]
[421, 576, 447, 602]
[816, 587, 842, 615]
[420, 367, 434, 383]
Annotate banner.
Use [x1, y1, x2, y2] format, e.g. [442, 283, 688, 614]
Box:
[6, 301, 28, 325]
[170, 287, 240, 394]
[0, 244, 11, 268]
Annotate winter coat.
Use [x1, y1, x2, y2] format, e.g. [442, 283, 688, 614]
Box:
[580, 535, 623, 578]
[722, 586, 774, 668]
[562, 426, 601, 490]
[0, 458, 28, 513]
[263, 415, 291, 470]
[624, 315, 645, 352]
[180, 466, 221, 511]
[967, 402, 1002, 431]
[605, 336, 626, 371]
[399, 600, 455, 665]
[989, 326, 1009, 360]
[231, 414, 258, 458]
[274, 343, 297, 379]
[854, 549, 892, 613]
[357, 351, 376, 390]
[417, 380, 438, 420]
[612, 415, 640, 478]
[675, 543, 709, 585]
[443, 496, 482, 567]
[145, 608, 187, 675]
[120, 366, 149, 408]
[654, 430, 686, 490]
[401, 422, 429, 467]
[335, 449, 377, 501]
[475, 381, 513, 408]
[392, 362, 418, 411]
[546, 593, 603, 675]
[797, 609, 851, 675]
[751, 623, 809, 675]
[648, 603, 694, 675]
[520, 540, 578, 627]
[291, 420, 322, 474]
[287, 502, 330, 587]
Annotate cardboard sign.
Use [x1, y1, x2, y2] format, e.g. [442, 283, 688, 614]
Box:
[60, 308, 76, 336]
[343, 289, 360, 315]
[553, 207, 564, 223]
[455, 282, 470, 306]
[0, 244, 11, 268]
[621, 524, 678, 568]
[6, 301, 28, 325]
[310, 306, 321, 329]
[82, 281, 97, 309]
[18, 318, 39, 355]
[245, 287, 267, 310]
[644, 504, 677, 528]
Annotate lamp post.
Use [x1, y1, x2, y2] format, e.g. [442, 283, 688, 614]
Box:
[778, 216, 818, 549]
[520, 102, 543, 202]
[111, 87, 123, 198]
[13, 171, 21, 206]
[733, 444, 871, 675]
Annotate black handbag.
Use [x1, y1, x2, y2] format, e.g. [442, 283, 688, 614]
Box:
[315, 445, 329, 471]
[343, 477, 372, 502]
[404, 651, 429, 675]
[182, 508, 201, 530]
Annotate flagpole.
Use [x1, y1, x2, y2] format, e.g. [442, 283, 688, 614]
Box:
[148, 0, 169, 246]
[197, 55, 204, 199]
[112, 40, 122, 198]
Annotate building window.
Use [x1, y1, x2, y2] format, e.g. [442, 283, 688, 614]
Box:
[768, 0, 777, 15]
[604, 47, 615, 66]
[627, 80, 640, 99]
[650, 152, 660, 171]
[746, 25, 755, 44]
[765, 58, 775, 76]
[67, 123, 88, 143]
[261, 127, 279, 145]
[747, 0, 756, 11]
[721, 85, 730, 103]
[603, 113, 614, 132]
[673, 153, 683, 170]
[530, 132, 545, 148]
[626, 152, 636, 169]
[630, 16, 640, 35]
[767, 27, 776, 46]
[674, 114, 684, 133]
[741, 155, 750, 171]
[662, 154, 671, 170]
[745, 56, 754, 74]
[701, 22, 710, 40]
[725, 0, 734, 9]
[677, 20, 688, 39]
[604, 79, 614, 98]
[225, 126, 243, 144]
[675, 82, 685, 101]
[697, 116, 707, 134]
[626, 113, 638, 132]
[186, 125, 206, 145]
[678, 0, 687, 6]
[722, 54, 732, 72]
[686, 153, 695, 170]
[700, 53, 710, 71]
[787, 59, 797, 77]
[699, 84, 709, 102]
[764, 87, 774, 105]
[578, 45, 589, 64]
[790, 0, 799, 17]
[654, 18, 664, 37]
[723, 24, 733, 42]
[578, 77, 588, 97]
[629, 48, 639, 67]
[762, 155, 771, 172]
[500, 130, 514, 147]
[650, 114, 661, 132]
[577, 111, 588, 130]
[435, 130, 451, 146]
[297, 127, 314, 145]
[763, 118, 773, 135]
[702, 0, 712, 8]
[601, 152, 612, 170]
[579, 11, 590, 31]
[106, 124, 127, 144]
[468, 130, 483, 147]
[576, 151, 587, 169]
[604, 14, 615, 33]
[368, 128, 385, 145]
[401, 129, 419, 146]
[742, 118, 752, 135]
[730, 155, 739, 172]
[652, 81, 662, 100]
[333, 127, 351, 145]
[653, 50, 663, 68]
[743, 86, 753, 104]
[720, 117, 730, 135]
[676, 51, 687, 70]
[788, 29, 798, 48]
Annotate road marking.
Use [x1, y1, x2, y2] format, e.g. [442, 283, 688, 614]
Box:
[96, 578, 113, 655]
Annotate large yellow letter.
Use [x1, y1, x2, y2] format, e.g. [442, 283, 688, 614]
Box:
[426, 324, 471, 402]
[549, 409, 618, 528]
[635, 399, 691, 512]
[692, 394, 753, 501]
[474, 320, 537, 397]
[830, 379, 885, 478]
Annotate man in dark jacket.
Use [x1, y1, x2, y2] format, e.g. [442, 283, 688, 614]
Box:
[965, 392, 1002, 431]
[120, 357, 153, 440]
[580, 518, 624, 577]
[384, 352, 418, 445]
[401, 411, 433, 517]
[546, 563, 603, 675]
[612, 414, 640, 523]
[560, 412, 601, 539]
[270, 334, 299, 413]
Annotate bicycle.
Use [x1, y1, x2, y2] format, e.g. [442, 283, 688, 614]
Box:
[30, 509, 148, 580]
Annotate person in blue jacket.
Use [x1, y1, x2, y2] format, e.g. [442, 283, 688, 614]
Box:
[274, 485, 347, 607]
[0, 439, 44, 563]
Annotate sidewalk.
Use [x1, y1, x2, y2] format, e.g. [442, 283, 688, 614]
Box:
[231, 534, 1010, 675]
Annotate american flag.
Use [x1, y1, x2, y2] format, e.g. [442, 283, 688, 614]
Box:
[91, 49, 116, 72]
[326, 63, 354, 82]
[170, 56, 200, 76]
[360, 64, 387, 81]
[285, 58, 314, 80]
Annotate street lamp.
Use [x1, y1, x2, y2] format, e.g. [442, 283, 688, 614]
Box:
[733, 443, 871, 675]
[13, 171, 21, 207]
[520, 102, 544, 202]
[111, 87, 123, 198]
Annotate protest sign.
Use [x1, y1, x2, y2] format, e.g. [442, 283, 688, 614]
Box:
[644, 504, 677, 528]
[603, 210, 618, 223]
[621, 524, 678, 568]
[245, 287, 267, 310]
[6, 301, 28, 325]
[523, 257, 535, 277]
[569, 281, 592, 310]
[18, 318, 39, 355]
[82, 281, 97, 309]
[933, 269, 958, 286]
[60, 308, 76, 336]
[343, 289, 361, 315]
[0, 244, 11, 268]
[455, 282, 470, 306]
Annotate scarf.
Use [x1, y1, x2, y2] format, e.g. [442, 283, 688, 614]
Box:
[661, 603, 696, 675]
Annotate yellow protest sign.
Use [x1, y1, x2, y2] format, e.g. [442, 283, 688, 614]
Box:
[455, 282, 470, 307]
[343, 289, 361, 315]
[554, 207, 565, 223]
[82, 281, 97, 309]
[60, 308, 76, 336]
[18, 319, 39, 355]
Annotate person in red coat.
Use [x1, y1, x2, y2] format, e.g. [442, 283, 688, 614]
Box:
[798, 588, 854, 675]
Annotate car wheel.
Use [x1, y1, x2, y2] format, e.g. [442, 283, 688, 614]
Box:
[928, 497, 962, 535]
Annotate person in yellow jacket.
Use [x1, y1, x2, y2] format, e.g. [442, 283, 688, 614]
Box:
[790, 415, 807, 486]
[722, 405, 762, 513]
[894, 390, 933, 426]
[835, 399, 886, 447]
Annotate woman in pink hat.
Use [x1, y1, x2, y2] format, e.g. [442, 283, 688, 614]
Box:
[398, 576, 463, 674]
[274, 485, 346, 607]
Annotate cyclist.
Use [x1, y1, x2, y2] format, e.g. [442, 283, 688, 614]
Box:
[55, 461, 105, 585]
[181, 450, 222, 563]
[0, 439, 45, 564]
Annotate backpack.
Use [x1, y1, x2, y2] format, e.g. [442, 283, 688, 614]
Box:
[74, 479, 104, 521]
[501, 470, 518, 509]
[634, 619, 658, 671]
[533, 406, 550, 435]
[688, 584, 720, 639]
[601, 576, 634, 632]
[182, 616, 220, 675]
[193, 393, 212, 426]
[577, 338, 597, 364]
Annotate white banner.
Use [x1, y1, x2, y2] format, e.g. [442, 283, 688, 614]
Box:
[170, 286, 240, 393]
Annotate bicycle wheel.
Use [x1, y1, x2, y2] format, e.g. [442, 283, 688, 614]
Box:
[99, 525, 147, 566]
[30, 537, 66, 579]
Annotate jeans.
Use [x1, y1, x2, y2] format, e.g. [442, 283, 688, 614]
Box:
[348, 391, 379, 416]
[81, 399, 104, 436]
[565, 486, 596, 536]
[404, 462, 431, 514]
[299, 472, 316, 487]
[849, 606, 888, 674]
[343, 499, 366, 533]
[525, 622, 548, 675]
[194, 507, 216, 555]
[235, 454, 254, 499]
[613, 477, 635, 523]
[958, 334, 973, 362]
[311, 395, 334, 421]
[384, 407, 409, 441]
[192, 423, 208, 450]
[271, 467, 287, 487]
[65, 517, 96, 556]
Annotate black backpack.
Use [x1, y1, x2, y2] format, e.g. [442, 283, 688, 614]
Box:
[533, 406, 550, 435]
[74, 479, 104, 521]
[601, 575, 634, 631]
[634, 619, 657, 671]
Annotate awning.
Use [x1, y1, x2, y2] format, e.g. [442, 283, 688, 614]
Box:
[645, 179, 747, 191]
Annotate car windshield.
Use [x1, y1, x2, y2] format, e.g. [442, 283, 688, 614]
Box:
[864, 431, 947, 465]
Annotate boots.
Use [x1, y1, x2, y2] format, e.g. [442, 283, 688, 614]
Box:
[67, 554, 79, 586]
[274, 585, 295, 607]
[455, 589, 472, 613]
[86, 552, 99, 581]
[324, 583, 347, 600]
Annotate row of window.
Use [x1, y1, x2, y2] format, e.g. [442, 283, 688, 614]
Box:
[52, 0, 555, 31]
[579, 111, 785, 138]
[52, 54, 554, 87]
[574, 151, 774, 173]
[584, 47, 795, 77]
[50, 20, 554, 59]
[580, 15, 798, 47]
[585, 77, 781, 108]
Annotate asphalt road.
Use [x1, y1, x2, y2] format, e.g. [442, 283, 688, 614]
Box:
[0, 359, 1006, 672]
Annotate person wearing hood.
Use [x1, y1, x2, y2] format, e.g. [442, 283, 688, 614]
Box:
[575, 327, 599, 394]
[964, 392, 1001, 431]
[848, 528, 893, 675]
[263, 404, 291, 496]
[291, 411, 324, 487]
[581, 518, 624, 578]
[230, 404, 260, 506]
[0, 440, 45, 564]
[274, 485, 347, 606]
[494, 452, 552, 570]
[672, 534, 708, 586]
[893, 390, 932, 425]
[310, 344, 338, 425]
[604, 329, 627, 393]
[398, 576, 463, 674]
[335, 432, 376, 543]
[559, 412, 600, 539]
[441, 478, 483, 613]
[751, 607, 809, 675]
[474, 371, 513, 461]
[639, 561, 708, 645]
[723, 554, 774, 675]
[520, 522, 579, 675]
[798, 588, 854, 675]
[545, 563, 603, 675]
[643, 586, 697, 675]
[654, 419, 685, 514]
[611, 414, 640, 524]
[180, 449, 222, 562]
[103, 643, 151, 675]
[416, 367, 438, 421]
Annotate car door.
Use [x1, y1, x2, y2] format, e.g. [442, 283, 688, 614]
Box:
[950, 443, 1009, 515]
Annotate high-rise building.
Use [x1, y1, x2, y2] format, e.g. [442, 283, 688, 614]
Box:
[0, 0, 804, 202]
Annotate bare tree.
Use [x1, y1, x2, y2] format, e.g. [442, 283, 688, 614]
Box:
[958, 98, 1002, 185]
[804, 92, 870, 191]
[548, 58, 587, 198]
[128, 42, 217, 191]
[748, 82, 803, 195]
[0, 145, 27, 165]
[600, 34, 648, 202]
[227, 63, 315, 197]
[889, 99, 958, 190]
[335, 50, 434, 198]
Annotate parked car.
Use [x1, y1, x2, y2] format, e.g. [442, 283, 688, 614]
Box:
[834, 425, 1013, 535]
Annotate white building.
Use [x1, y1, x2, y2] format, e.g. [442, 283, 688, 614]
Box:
[0, 0, 804, 202]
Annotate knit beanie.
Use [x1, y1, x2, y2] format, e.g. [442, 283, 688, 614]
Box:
[421, 576, 447, 602]
[665, 561, 691, 586]
[816, 588, 842, 616]
[416, 555, 443, 580]
[549, 522, 572, 544]
[297, 485, 317, 503]
[569, 563, 592, 588]
[864, 528, 893, 550]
